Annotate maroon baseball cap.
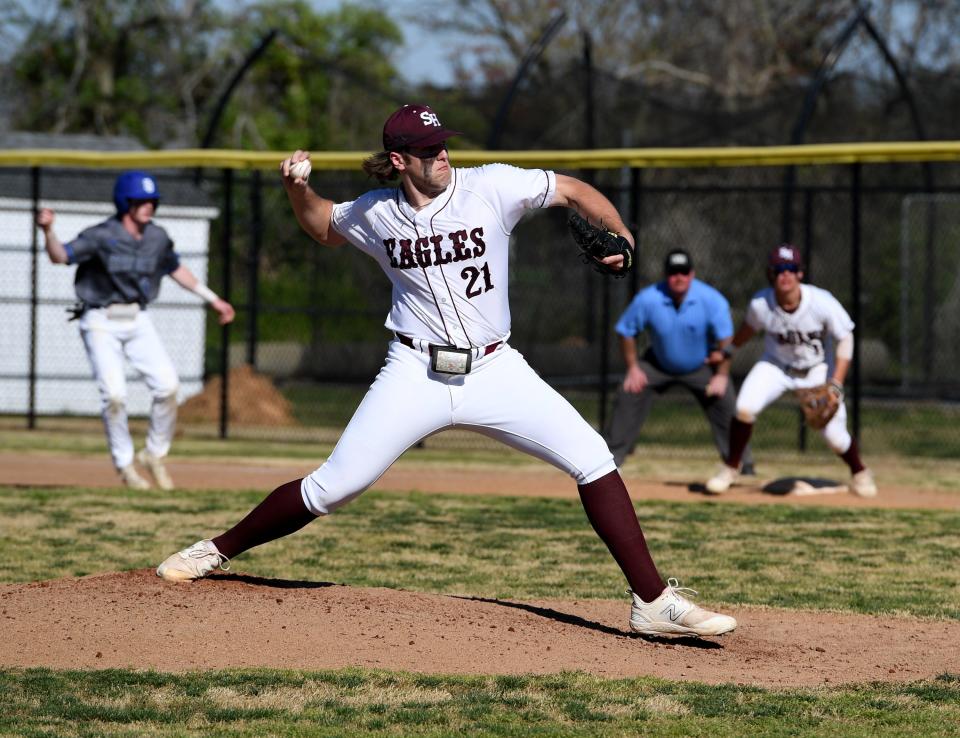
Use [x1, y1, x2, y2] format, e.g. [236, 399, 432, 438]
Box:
[382, 104, 461, 151]
[767, 243, 804, 269]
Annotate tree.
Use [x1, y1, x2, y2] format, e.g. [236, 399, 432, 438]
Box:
[419, 0, 960, 147]
[219, 1, 404, 151]
[3, 0, 405, 149]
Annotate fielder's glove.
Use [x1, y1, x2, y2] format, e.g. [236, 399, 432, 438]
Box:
[796, 380, 843, 430]
[568, 213, 633, 278]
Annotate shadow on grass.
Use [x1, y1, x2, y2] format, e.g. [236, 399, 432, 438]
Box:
[453, 595, 724, 649]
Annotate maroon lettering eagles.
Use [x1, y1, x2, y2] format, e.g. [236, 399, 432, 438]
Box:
[383, 227, 486, 269]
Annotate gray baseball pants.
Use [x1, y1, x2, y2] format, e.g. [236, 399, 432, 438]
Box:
[603, 352, 754, 469]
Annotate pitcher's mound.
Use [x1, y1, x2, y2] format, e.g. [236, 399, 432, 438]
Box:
[1, 570, 957, 686]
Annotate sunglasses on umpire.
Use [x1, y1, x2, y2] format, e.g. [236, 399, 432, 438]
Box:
[666, 267, 691, 276]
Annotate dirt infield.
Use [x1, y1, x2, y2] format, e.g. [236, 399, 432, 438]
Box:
[2, 451, 958, 510]
[1, 451, 958, 686]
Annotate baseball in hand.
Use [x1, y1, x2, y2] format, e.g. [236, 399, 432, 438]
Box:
[290, 159, 311, 182]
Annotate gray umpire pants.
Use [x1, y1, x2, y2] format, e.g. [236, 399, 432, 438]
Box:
[603, 351, 754, 469]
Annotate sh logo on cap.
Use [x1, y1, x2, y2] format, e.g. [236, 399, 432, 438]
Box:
[382, 104, 462, 151]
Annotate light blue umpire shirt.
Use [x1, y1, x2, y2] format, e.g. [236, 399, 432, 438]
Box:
[614, 278, 734, 375]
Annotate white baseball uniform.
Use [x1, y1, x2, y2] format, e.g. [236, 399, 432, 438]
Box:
[301, 164, 615, 514]
[735, 283, 855, 452]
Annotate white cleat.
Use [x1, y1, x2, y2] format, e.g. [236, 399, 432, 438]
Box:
[137, 449, 175, 491]
[849, 468, 878, 498]
[119, 464, 150, 490]
[629, 578, 737, 637]
[705, 464, 738, 494]
[156, 539, 229, 582]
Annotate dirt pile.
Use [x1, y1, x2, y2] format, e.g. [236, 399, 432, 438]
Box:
[179, 364, 298, 426]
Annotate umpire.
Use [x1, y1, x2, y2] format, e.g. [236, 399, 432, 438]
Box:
[603, 249, 754, 472]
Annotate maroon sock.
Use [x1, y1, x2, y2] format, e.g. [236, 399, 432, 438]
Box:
[213, 478, 317, 559]
[577, 470, 665, 602]
[840, 438, 866, 474]
[726, 418, 754, 468]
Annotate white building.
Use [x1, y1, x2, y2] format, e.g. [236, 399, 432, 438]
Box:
[0, 133, 219, 417]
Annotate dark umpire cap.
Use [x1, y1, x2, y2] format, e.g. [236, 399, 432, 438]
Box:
[767, 243, 804, 269]
[664, 249, 693, 274]
[382, 104, 462, 151]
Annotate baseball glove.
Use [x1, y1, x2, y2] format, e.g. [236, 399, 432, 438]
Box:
[568, 213, 633, 278]
[796, 380, 843, 430]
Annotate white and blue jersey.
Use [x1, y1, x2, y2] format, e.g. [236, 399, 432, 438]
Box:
[66, 217, 180, 307]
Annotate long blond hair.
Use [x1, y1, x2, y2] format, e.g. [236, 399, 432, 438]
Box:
[361, 150, 399, 183]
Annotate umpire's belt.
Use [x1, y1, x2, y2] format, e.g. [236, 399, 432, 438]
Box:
[395, 333, 502, 358]
[785, 364, 815, 378]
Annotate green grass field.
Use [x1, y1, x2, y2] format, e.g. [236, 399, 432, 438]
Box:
[1, 463, 959, 737]
[2, 668, 958, 737]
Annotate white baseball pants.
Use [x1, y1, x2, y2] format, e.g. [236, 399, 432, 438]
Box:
[79, 307, 180, 469]
[735, 360, 851, 453]
[301, 341, 616, 515]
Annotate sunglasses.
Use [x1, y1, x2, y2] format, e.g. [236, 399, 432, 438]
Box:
[404, 143, 447, 159]
[773, 264, 800, 274]
[666, 267, 691, 276]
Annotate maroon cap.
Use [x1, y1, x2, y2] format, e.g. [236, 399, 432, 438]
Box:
[767, 243, 804, 269]
[382, 104, 461, 151]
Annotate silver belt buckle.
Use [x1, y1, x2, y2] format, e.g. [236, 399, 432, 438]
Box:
[430, 345, 472, 375]
[106, 303, 140, 321]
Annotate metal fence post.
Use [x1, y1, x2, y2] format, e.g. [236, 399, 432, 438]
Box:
[599, 263, 611, 432]
[246, 170, 262, 367]
[851, 164, 862, 440]
[219, 168, 233, 439]
[629, 168, 641, 296]
[28, 167, 40, 430]
[799, 188, 814, 452]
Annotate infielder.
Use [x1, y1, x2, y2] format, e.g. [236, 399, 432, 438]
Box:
[157, 103, 737, 638]
[36, 171, 235, 490]
[705, 243, 877, 496]
[604, 248, 754, 472]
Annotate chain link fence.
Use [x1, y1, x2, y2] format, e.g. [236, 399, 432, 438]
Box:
[3, 156, 960, 459]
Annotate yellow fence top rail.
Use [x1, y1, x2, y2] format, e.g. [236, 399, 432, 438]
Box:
[1, 141, 959, 170]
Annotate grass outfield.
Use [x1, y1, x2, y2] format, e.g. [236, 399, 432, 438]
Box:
[2, 669, 959, 737]
[1, 483, 959, 736]
[1, 486, 959, 616]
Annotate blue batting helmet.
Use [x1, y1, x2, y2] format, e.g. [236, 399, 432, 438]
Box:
[113, 171, 161, 214]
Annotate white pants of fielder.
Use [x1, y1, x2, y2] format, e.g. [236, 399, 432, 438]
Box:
[735, 360, 851, 453]
[79, 307, 179, 470]
[301, 340, 616, 515]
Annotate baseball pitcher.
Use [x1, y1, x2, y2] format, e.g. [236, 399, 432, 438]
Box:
[156, 103, 737, 639]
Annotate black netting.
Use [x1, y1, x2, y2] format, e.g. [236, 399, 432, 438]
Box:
[4, 162, 960, 459]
